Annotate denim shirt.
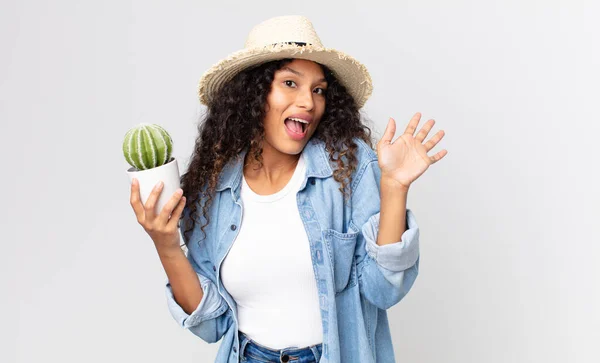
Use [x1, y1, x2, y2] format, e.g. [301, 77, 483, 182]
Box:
[165, 136, 420, 363]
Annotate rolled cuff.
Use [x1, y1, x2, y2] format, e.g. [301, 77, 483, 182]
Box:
[165, 272, 227, 328]
[363, 209, 420, 272]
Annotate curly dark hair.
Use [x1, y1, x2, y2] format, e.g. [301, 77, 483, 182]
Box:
[179, 58, 374, 246]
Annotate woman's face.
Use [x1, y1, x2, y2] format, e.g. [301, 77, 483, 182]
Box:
[262, 59, 328, 156]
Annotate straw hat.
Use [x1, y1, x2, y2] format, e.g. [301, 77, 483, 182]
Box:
[197, 15, 373, 109]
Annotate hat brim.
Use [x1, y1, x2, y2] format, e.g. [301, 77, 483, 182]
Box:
[198, 43, 373, 109]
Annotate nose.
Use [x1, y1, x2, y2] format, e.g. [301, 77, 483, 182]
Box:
[296, 87, 314, 111]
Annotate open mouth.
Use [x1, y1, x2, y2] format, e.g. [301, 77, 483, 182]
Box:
[284, 118, 307, 134]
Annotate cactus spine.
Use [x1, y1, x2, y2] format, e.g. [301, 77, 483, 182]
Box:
[123, 123, 173, 170]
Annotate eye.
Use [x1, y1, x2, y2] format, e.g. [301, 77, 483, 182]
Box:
[283, 80, 327, 95]
[284, 80, 296, 87]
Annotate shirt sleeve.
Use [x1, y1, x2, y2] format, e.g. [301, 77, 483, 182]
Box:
[163, 204, 233, 343]
[164, 251, 230, 334]
[362, 210, 420, 273]
[351, 158, 420, 310]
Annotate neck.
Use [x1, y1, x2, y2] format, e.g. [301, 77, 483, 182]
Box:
[244, 142, 300, 184]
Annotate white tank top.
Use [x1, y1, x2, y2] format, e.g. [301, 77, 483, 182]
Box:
[220, 153, 323, 349]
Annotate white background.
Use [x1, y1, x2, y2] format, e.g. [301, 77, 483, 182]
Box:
[1, 0, 598, 362]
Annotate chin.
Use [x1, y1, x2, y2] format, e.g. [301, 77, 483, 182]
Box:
[281, 143, 305, 155]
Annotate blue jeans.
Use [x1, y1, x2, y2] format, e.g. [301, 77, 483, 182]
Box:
[238, 331, 322, 363]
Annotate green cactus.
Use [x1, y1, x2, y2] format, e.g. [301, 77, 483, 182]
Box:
[123, 123, 173, 170]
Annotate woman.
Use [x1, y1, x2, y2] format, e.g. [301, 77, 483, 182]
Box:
[130, 15, 447, 363]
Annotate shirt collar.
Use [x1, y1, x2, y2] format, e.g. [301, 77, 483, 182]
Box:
[216, 137, 333, 192]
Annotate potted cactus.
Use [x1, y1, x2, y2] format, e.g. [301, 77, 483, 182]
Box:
[124, 123, 181, 216]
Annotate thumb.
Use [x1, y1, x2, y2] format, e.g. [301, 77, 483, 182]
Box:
[382, 117, 396, 144]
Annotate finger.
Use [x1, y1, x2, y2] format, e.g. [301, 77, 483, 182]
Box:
[403, 112, 421, 136]
[157, 188, 184, 225]
[144, 181, 164, 220]
[415, 119, 436, 143]
[380, 117, 396, 145]
[429, 149, 448, 164]
[423, 129, 445, 152]
[130, 178, 145, 223]
[167, 196, 186, 231]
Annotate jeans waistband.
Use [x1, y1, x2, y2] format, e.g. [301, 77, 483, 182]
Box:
[238, 331, 322, 363]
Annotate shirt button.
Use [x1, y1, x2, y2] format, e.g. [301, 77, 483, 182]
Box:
[310, 179, 315, 185]
[281, 355, 290, 362]
[233, 347, 237, 353]
[230, 224, 237, 231]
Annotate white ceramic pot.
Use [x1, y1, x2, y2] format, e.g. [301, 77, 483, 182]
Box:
[126, 157, 181, 216]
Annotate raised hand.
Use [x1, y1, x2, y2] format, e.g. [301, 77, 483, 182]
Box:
[376, 112, 447, 190]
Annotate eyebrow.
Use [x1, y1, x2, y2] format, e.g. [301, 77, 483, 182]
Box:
[280, 66, 327, 84]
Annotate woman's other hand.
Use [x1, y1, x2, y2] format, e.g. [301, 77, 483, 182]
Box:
[376, 112, 448, 190]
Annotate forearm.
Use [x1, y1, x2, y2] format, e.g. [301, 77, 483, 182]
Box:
[377, 177, 409, 246]
[157, 246, 204, 315]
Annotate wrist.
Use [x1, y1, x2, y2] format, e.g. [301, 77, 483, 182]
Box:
[156, 244, 184, 260]
[381, 176, 410, 193]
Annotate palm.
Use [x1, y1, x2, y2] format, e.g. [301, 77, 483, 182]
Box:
[377, 113, 448, 189]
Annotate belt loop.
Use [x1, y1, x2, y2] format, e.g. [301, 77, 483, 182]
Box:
[309, 344, 321, 362]
[238, 332, 251, 359]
